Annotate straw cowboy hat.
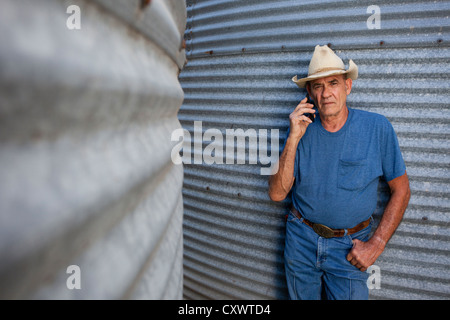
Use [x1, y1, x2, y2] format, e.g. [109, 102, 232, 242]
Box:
[292, 45, 358, 88]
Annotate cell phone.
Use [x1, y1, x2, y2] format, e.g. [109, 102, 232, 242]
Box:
[305, 93, 316, 123]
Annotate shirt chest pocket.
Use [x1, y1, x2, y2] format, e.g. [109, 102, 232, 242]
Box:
[337, 158, 376, 190]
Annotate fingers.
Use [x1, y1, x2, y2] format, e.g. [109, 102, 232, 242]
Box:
[291, 98, 316, 124]
[347, 255, 363, 269]
[346, 252, 355, 264]
[294, 97, 315, 113]
[288, 97, 316, 138]
[346, 239, 369, 272]
[290, 113, 314, 124]
[294, 97, 308, 110]
[347, 253, 365, 271]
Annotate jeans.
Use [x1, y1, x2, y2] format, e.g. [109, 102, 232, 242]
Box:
[284, 210, 374, 300]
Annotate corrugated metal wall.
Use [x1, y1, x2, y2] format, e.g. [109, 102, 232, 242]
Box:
[0, 0, 186, 299]
[179, 0, 450, 299]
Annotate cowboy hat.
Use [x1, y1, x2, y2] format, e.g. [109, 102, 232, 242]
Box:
[292, 45, 358, 88]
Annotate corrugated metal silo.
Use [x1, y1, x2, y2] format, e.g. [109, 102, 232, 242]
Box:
[179, 0, 450, 299]
[0, 0, 186, 299]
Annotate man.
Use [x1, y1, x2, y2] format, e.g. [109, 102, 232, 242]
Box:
[268, 45, 411, 300]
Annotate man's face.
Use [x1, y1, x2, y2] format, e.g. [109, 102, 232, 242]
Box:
[307, 75, 352, 119]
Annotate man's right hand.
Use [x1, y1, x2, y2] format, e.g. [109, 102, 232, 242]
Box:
[289, 97, 316, 140]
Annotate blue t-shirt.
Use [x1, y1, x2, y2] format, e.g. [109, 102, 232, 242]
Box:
[290, 107, 406, 229]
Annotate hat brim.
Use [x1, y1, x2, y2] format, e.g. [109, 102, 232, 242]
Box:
[292, 59, 358, 88]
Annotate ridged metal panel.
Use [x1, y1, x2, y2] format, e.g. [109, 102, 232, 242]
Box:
[0, 0, 186, 299]
[180, 0, 450, 299]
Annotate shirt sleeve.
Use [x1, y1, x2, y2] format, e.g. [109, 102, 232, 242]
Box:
[381, 117, 406, 182]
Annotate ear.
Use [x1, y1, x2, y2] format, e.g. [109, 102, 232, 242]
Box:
[345, 77, 352, 95]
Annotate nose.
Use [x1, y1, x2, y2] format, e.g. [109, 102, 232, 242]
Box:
[322, 85, 332, 99]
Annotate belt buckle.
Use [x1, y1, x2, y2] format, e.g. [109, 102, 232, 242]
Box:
[312, 223, 335, 238]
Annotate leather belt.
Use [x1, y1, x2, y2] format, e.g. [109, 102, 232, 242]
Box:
[290, 207, 371, 239]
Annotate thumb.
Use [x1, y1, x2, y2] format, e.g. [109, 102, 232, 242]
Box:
[346, 239, 359, 261]
[352, 238, 362, 248]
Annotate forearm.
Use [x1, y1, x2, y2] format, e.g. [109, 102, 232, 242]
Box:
[268, 136, 300, 201]
[347, 172, 410, 271]
[269, 97, 315, 202]
[372, 174, 411, 246]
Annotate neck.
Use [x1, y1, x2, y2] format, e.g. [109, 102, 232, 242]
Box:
[320, 106, 349, 132]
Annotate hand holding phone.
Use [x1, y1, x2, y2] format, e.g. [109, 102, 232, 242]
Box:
[304, 94, 316, 123]
[288, 97, 316, 140]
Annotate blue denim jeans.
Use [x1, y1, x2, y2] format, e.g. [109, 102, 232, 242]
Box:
[284, 210, 373, 300]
